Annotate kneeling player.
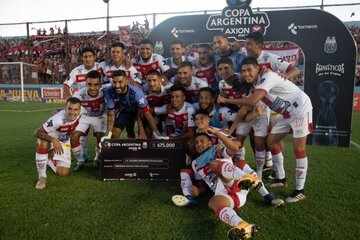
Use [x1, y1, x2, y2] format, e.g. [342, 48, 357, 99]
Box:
[33, 97, 82, 189]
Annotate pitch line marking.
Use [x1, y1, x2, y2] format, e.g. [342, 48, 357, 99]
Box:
[351, 141, 360, 149]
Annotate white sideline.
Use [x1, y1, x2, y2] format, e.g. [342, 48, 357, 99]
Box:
[0, 108, 57, 113]
[350, 141, 360, 149]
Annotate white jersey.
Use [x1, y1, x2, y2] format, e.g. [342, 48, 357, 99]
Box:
[191, 147, 233, 193]
[256, 71, 312, 118]
[193, 61, 217, 89]
[63, 63, 103, 93]
[155, 102, 195, 137]
[131, 53, 170, 81]
[142, 83, 173, 108]
[218, 79, 248, 100]
[257, 51, 291, 73]
[73, 88, 106, 117]
[170, 77, 208, 104]
[41, 109, 81, 142]
[101, 61, 141, 85]
[165, 55, 197, 77]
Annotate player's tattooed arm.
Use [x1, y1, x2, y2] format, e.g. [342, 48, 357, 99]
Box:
[106, 109, 115, 132]
[34, 127, 54, 142]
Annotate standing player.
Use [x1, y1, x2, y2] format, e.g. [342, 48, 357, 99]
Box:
[174, 61, 208, 105]
[131, 39, 171, 83]
[154, 84, 196, 140]
[101, 41, 141, 86]
[193, 44, 217, 92]
[245, 31, 301, 177]
[63, 47, 103, 161]
[140, 69, 172, 138]
[217, 57, 313, 202]
[33, 97, 82, 189]
[212, 34, 246, 74]
[71, 70, 106, 171]
[165, 40, 196, 79]
[101, 70, 163, 142]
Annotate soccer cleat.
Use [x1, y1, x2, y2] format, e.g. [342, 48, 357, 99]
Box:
[171, 195, 198, 207]
[35, 176, 47, 190]
[286, 189, 306, 203]
[265, 178, 288, 188]
[263, 194, 284, 207]
[238, 174, 262, 190]
[73, 163, 85, 172]
[227, 221, 259, 240]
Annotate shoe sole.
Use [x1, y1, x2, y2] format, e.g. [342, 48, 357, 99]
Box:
[228, 225, 259, 240]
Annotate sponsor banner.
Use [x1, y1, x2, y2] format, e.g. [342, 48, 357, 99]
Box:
[148, 1, 357, 147]
[41, 87, 63, 99]
[263, 47, 300, 66]
[0, 84, 64, 103]
[0, 87, 41, 102]
[100, 139, 186, 181]
[354, 92, 360, 111]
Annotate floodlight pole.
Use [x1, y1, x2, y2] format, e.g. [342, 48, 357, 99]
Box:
[104, 0, 110, 61]
[321, 0, 324, 10]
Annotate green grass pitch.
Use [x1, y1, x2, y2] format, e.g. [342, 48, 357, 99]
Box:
[0, 102, 359, 240]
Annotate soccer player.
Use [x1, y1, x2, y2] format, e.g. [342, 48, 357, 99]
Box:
[165, 40, 196, 79]
[196, 87, 236, 130]
[174, 61, 208, 104]
[33, 97, 82, 189]
[245, 31, 301, 173]
[101, 70, 162, 142]
[63, 47, 103, 161]
[212, 34, 246, 74]
[192, 130, 260, 239]
[71, 70, 106, 171]
[154, 84, 196, 140]
[217, 57, 313, 202]
[101, 41, 141, 86]
[140, 69, 172, 138]
[131, 39, 171, 83]
[193, 44, 217, 92]
[217, 57, 254, 163]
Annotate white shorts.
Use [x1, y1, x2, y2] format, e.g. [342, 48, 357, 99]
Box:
[50, 140, 72, 168]
[215, 182, 249, 209]
[271, 110, 313, 138]
[235, 115, 269, 137]
[75, 114, 107, 134]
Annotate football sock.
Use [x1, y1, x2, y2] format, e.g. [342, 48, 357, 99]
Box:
[272, 148, 285, 179]
[295, 150, 308, 190]
[234, 146, 246, 161]
[217, 207, 242, 227]
[234, 160, 257, 177]
[180, 169, 193, 197]
[255, 148, 266, 178]
[265, 151, 273, 167]
[80, 135, 88, 159]
[35, 153, 48, 178]
[217, 161, 246, 180]
[72, 142, 84, 164]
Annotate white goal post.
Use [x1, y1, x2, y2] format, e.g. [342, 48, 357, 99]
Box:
[0, 62, 39, 102]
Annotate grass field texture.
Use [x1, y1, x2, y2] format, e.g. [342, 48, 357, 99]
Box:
[0, 102, 359, 240]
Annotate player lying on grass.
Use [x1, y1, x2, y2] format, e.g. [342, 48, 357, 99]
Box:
[174, 110, 284, 208]
[189, 131, 261, 240]
[33, 97, 82, 190]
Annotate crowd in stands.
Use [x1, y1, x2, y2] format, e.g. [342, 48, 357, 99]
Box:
[0, 24, 359, 86]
